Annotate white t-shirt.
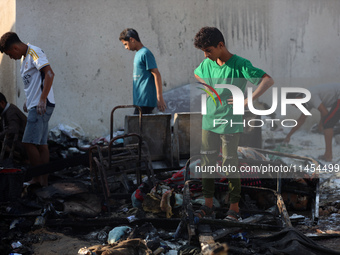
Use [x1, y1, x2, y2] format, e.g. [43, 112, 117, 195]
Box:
[306, 83, 340, 110]
[20, 44, 55, 110]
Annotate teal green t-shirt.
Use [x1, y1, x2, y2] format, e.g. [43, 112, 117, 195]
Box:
[133, 47, 157, 107]
[194, 55, 265, 134]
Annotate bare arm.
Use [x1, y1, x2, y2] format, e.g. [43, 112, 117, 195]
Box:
[283, 113, 307, 143]
[195, 74, 206, 85]
[244, 74, 274, 107]
[37, 65, 54, 115]
[226, 74, 274, 106]
[150, 68, 166, 112]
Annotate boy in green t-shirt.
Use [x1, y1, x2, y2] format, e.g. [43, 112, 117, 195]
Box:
[194, 27, 274, 221]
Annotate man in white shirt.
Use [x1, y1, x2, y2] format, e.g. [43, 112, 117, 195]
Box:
[0, 32, 55, 186]
[284, 83, 340, 162]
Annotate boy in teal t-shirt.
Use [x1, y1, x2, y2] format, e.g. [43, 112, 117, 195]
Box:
[119, 28, 166, 114]
[133, 47, 158, 108]
[194, 27, 274, 221]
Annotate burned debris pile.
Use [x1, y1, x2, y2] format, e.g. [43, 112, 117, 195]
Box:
[1, 115, 340, 254]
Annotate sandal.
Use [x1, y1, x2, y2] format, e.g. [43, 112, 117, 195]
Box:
[224, 209, 242, 222]
[194, 205, 215, 219]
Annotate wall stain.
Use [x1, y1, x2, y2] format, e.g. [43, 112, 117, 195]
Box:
[94, 68, 101, 80]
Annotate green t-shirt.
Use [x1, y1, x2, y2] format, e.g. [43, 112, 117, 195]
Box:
[194, 54, 265, 134]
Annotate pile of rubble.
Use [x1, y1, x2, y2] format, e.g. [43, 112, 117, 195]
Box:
[1, 123, 340, 255]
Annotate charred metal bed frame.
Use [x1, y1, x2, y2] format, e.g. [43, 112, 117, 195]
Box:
[89, 105, 155, 207]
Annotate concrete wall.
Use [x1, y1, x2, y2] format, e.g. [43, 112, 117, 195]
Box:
[0, 0, 16, 103]
[0, 0, 339, 138]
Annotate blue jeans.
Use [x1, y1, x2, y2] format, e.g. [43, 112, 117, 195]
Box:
[22, 106, 54, 145]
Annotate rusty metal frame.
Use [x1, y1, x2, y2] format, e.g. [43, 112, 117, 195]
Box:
[178, 147, 320, 244]
[110, 105, 142, 140]
[89, 105, 155, 209]
[178, 179, 285, 248]
[248, 147, 320, 224]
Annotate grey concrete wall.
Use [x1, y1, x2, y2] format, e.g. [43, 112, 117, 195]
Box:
[0, 0, 16, 103]
[0, 0, 339, 138]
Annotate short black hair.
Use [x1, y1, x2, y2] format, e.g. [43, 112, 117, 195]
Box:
[0, 32, 22, 53]
[119, 28, 141, 42]
[194, 27, 225, 49]
[0, 93, 7, 103]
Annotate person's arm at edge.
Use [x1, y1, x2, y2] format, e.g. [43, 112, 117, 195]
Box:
[6, 111, 21, 135]
[150, 68, 166, 112]
[317, 103, 328, 132]
[283, 113, 307, 143]
[0, 108, 20, 139]
[0, 121, 6, 139]
[37, 65, 54, 115]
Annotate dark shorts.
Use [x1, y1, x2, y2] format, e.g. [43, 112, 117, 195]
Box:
[323, 99, 340, 129]
[134, 106, 154, 115]
[22, 106, 54, 145]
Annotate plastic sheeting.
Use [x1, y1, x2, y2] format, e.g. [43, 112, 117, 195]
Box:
[252, 228, 340, 255]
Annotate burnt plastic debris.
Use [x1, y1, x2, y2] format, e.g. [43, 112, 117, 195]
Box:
[107, 226, 132, 244]
[131, 182, 151, 208]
